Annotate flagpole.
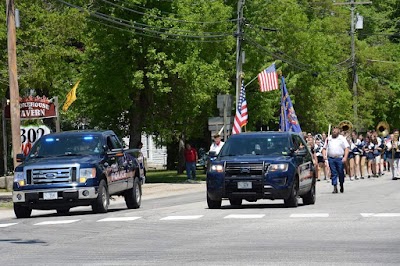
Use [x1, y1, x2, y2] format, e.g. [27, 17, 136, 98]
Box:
[244, 74, 258, 88]
[235, 0, 245, 111]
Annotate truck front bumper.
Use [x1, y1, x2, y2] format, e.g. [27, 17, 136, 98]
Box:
[13, 187, 97, 203]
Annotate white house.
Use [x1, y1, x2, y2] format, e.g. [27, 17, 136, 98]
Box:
[123, 135, 167, 170]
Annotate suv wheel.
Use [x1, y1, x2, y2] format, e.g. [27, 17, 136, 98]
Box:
[284, 179, 299, 208]
[92, 179, 109, 213]
[207, 194, 221, 209]
[302, 180, 316, 205]
[125, 177, 142, 209]
[14, 204, 32, 219]
[229, 198, 242, 206]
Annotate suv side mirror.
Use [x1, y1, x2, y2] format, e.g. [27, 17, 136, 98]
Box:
[295, 149, 308, 157]
[209, 151, 217, 158]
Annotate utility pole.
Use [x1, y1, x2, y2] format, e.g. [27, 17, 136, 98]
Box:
[235, 0, 245, 112]
[334, 1, 372, 130]
[6, 0, 21, 168]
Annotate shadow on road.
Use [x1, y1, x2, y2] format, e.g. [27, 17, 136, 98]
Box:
[217, 202, 306, 210]
[25, 206, 131, 219]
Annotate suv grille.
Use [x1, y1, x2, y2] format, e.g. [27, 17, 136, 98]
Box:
[225, 162, 268, 177]
[29, 167, 77, 184]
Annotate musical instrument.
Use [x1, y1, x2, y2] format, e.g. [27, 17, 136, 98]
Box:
[337, 120, 353, 134]
[376, 121, 390, 137]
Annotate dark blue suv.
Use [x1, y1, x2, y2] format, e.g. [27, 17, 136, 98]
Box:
[206, 132, 316, 208]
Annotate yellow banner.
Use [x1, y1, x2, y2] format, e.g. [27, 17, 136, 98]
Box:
[62, 80, 80, 112]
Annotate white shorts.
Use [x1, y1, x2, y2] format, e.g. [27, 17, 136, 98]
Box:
[375, 155, 381, 163]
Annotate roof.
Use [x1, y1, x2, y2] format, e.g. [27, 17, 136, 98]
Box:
[229, 131, 302, 138]
[43, 130, 115, 138]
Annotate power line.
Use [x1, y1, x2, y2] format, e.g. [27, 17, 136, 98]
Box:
[87, 18, 232, 43]
[99, 0, 238, 24]
[55, 0, 233, 39]
[244, 36, 352, 76]
[93, 10, 231, 36]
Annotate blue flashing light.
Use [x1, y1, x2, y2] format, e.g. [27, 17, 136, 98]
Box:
[84, 136, 93, 140]
[45, 138, 54, 142]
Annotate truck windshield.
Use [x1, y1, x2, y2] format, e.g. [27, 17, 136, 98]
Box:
[28, 135, 104, 158]
[219, 135, 290, 157]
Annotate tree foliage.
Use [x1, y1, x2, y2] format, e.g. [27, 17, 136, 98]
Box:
[1, 0, 400, 156]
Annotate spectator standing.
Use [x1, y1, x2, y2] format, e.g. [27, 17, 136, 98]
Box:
[184, 143, 198, 181]
[323, 127, 349, 193]
[209, 134, 225, 155]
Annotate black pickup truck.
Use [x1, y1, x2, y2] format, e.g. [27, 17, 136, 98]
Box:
[12, 130, 145, 218]
[206, 131, 316, 208]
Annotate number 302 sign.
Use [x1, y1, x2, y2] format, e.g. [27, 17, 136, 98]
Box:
[20, 125, 51, 155]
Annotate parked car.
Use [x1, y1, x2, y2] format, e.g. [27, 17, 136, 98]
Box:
[206, 131, 316, 208]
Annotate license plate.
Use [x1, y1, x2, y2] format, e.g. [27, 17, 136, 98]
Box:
[237, 181, 252, 189]
[43, 192, 58, 200]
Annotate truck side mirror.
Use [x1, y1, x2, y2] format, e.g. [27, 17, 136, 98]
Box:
[16, 153, 25, 162]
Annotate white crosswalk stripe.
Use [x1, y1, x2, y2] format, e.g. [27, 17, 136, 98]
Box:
[290, 213, 329, 218]
[224, 214, 265, 219]
[97, 217, 142, 222]
[160, 215, 203, 221]
[0, 223, 18, 228]
[34, 220, 80, 226]
[361, 213, 400, 217]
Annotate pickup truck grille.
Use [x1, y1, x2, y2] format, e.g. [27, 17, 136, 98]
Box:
[28, 167, 77, 184]
[225, 162, 268, 177]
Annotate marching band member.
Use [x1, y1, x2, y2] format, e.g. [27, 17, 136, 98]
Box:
[314, 138, 328, 181]
[349, 130, 361, 180]
[358, 134, 367, 179]
[371, 134, 383, 177]
[385, 129, 400, 180]
[364, 136, 375, 178]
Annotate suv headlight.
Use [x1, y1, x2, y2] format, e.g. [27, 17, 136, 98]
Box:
[14, 171, 26, 186]
[210, 164, 224, 173]
[269, 163, 288, 172]
[79, 168, 96, 183]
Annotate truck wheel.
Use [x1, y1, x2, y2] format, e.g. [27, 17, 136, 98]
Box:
[302, 180, 316, 205]
[125, 177, 141, 209]
[14, 204, 32, 219]
[207, 194, 221, 209]
[56, 208, 70, 214]
[229, 198, 242, 206]
[92, 179, 109, 213]
[284, 179, 298, 208]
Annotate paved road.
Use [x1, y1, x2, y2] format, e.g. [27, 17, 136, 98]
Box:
[1, 174, 400, 265]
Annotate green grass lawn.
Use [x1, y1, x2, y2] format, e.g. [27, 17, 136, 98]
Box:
[146, 170, 206, 183]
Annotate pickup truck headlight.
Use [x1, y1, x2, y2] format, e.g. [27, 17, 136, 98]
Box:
[210, 164, 224, 173]
[14, 171, 26, 186]
[79, 168, 96, 183]
[269, 163, 288, 172]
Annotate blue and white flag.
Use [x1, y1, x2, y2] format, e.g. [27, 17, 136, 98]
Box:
[279, 77, 302, 133]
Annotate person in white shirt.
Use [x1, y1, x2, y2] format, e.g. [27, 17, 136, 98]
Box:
[322, 127, 350, 193]
[209, 134, 225, 155]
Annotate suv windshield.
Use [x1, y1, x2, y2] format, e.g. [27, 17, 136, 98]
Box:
[219, 135, 290, 157]
[28, 135, 104, 159]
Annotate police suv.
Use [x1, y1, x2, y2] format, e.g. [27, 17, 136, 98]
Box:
[206, 131, 316, 208]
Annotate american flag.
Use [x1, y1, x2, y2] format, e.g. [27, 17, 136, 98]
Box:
[232, 81, 248, 135]
[258, 63, 279, 92]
